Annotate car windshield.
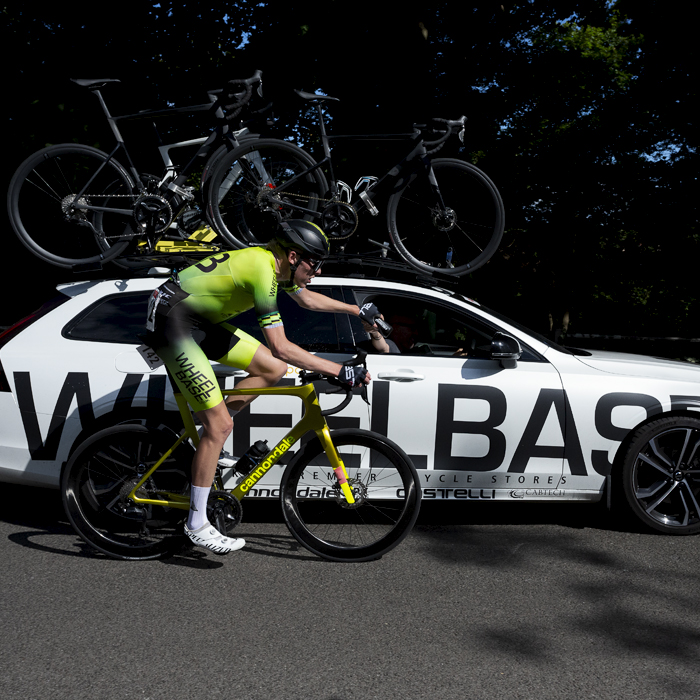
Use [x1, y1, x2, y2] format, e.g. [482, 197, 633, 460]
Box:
[450, 292, 574, 355]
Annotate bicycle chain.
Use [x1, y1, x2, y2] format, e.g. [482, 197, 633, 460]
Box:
[260, 189, 359, 239]
[70, 192, 201, 244]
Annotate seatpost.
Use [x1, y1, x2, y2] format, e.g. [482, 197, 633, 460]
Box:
[90, 87, 145, 189]
[91, 89, 125, 145]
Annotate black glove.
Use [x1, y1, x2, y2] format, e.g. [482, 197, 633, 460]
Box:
[359, 302, 380, 324]
[359, 302, 392, 337]
[338, 364, 369, 387]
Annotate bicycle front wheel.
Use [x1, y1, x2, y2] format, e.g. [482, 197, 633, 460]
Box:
[206, 138, 328, 248]
[61, 424, 194, 560]
[280, 429, 421, 562]
[388, 158, 504, 276]
[7, 144, 134, 268]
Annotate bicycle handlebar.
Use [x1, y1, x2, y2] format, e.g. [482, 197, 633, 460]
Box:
[420, 116, 467, 152]
[299, 348, 369, 416]
[222, 70, 263, 121]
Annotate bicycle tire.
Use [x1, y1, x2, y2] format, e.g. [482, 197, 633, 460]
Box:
[199, 136, 257, 206]
[206, 138, 328, 248]
[61, 424, 194, 560]
[388, 158, 504, 277]
[280, 429, 421, 562]
[7, 144, 134, 268]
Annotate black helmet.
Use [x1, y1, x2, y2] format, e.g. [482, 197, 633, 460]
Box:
[276, 220, 330, 259]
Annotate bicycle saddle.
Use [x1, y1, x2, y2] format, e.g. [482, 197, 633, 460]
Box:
[71, 78, 121, 89]
[294, 89, 339, 103]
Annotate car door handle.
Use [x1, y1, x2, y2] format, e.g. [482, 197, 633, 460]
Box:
[377, 371, 425, 382]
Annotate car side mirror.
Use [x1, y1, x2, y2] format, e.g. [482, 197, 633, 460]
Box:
[490, 332, 522, 369]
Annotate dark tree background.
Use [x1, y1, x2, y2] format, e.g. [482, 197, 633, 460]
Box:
[2, 1, 696, 344]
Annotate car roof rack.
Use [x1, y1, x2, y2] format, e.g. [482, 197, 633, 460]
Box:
[320, 251, 461, 289]
[68, 246, 462, 288]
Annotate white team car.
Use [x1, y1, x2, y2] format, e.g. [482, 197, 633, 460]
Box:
[2, 272, 700, 536]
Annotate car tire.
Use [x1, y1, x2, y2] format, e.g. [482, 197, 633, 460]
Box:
[622, 416, 700, 534]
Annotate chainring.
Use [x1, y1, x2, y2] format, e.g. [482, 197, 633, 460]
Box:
[133, 194, 174, 234]
[207, 490, 243, 535]
[322, 201, 358, 239]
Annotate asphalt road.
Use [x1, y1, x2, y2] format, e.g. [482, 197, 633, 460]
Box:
[2, 484, 700, 700]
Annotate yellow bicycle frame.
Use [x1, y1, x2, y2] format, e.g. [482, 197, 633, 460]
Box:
[127, 381, 355, 509]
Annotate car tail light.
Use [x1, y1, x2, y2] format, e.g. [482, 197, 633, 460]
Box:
[0, 295, 69, 392]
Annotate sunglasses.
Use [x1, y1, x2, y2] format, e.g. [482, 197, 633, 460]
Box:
[301, 257, 324, 273]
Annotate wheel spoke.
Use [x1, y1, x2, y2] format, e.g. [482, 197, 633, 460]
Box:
[644, 480, 680, 513]
[647, 435, 676, 470]
[450, 220, 484, 252]
[638, 450, 672, 476]
[677, 428, 694, 466]
[637, 477, 672, 502]
[26, 170, 64, 202]
[680, 479, 700, 523]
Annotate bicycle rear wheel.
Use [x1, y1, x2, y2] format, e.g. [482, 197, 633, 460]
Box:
[61, 424, 194, 560]
[280, 429, 421, 562]
[7, 144, 134, 268]
[388, 158, 504, 276]
[206, 138, 328, 248]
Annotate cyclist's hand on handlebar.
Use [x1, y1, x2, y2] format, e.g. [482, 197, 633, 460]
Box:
[337, 364, 371, 387]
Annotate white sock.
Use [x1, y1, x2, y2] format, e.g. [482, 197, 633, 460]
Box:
[187, 485, 211, 530]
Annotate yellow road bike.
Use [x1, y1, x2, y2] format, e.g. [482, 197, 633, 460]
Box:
[61, 353, 421, 562]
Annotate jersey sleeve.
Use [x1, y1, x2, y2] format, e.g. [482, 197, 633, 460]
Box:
[252, 258, 283, 330]
[279, 280, 302, 296]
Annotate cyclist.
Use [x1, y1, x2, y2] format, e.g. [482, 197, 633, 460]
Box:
[145, 220, 378, 555]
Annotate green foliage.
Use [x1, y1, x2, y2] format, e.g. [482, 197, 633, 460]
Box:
[543, 8, 643, 89]
[1, 0, 696, 339]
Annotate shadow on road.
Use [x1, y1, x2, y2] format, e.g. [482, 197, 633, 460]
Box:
[1, 482, 640, 533]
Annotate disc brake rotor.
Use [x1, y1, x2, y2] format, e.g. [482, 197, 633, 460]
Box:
[433, 207, 457, 232]
[332, 478, 368, 509]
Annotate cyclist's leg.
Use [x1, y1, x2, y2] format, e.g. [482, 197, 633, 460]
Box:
[149, 303, 244, 552]
[203, 322, 287, 413]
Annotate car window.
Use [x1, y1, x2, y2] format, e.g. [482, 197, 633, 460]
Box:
[63, 287, 344, 353]
[348, 289, 541, 361]
[233, 287, 343, 352]
[63, 291, 151, 344]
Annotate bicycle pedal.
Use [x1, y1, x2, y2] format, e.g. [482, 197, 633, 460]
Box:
[359, 191, 378, 216]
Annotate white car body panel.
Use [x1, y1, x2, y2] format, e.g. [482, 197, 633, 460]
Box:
[3, 275, 700, 511]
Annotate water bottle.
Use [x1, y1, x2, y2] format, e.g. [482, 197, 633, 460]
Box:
[235, 440, 270, 475]
[375, 317, 393, 337]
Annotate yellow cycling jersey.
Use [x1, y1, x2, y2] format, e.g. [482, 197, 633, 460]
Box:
[177, 246, 300, 329]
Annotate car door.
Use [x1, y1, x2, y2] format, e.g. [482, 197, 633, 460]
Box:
[343, 287, 570, 501]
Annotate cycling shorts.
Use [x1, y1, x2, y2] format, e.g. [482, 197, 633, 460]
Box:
[146, 281, 261, 411]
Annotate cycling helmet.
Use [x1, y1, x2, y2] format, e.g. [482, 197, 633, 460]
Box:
[276, 220, 330, 259]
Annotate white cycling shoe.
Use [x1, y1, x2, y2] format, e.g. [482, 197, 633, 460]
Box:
[217, 450, 238, 469]
[184, 522, 245, 555]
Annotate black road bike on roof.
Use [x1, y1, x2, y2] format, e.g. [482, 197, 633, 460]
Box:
[206, 89, 505, 277]
[6, 72, 272, 271]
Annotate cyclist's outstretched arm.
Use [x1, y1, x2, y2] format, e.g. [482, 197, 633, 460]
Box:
[262, 325, 370, 386]
[292, 287, 360, 316]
